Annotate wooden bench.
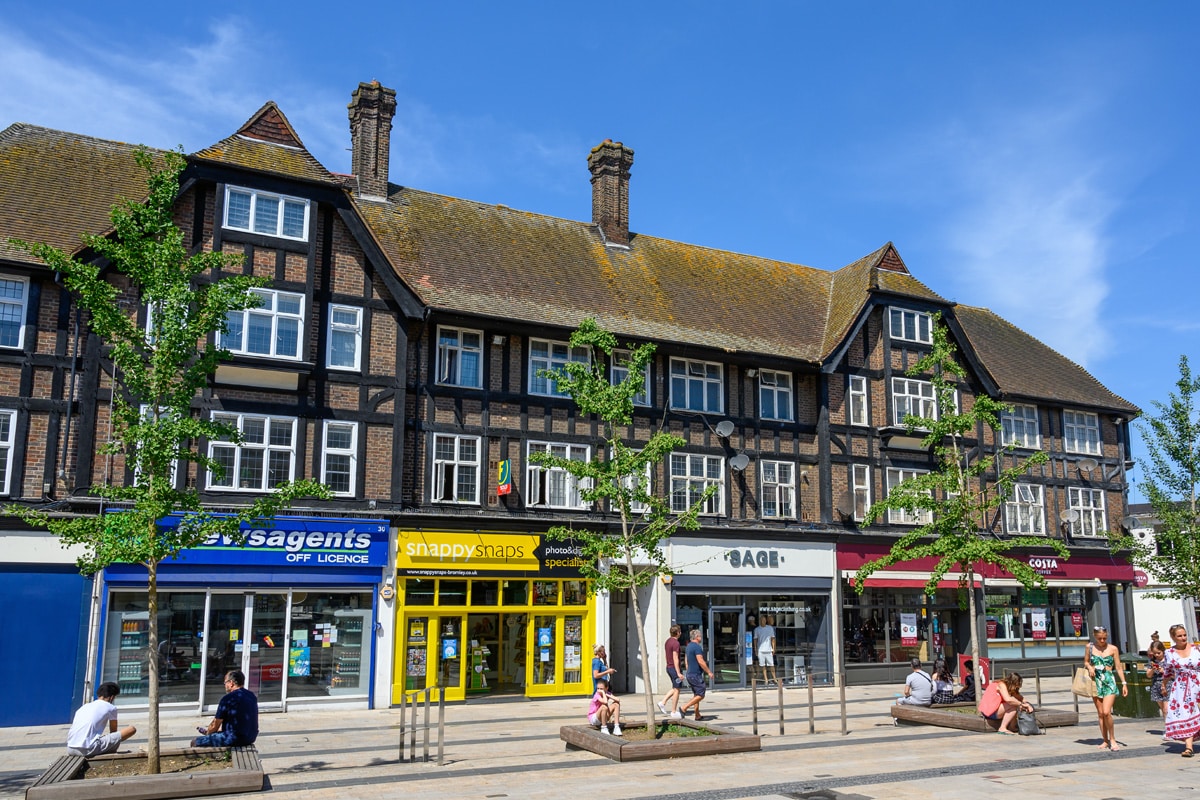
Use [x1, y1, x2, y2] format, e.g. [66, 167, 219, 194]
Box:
[26, 756, 85, 790]
[890, 702, 1079, 732]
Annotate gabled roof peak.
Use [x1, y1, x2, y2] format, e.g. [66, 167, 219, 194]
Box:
[235, 102, 305, 149]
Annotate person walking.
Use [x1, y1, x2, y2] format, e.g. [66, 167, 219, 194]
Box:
[66, 682, 137, 757]
[1146, 639, 1169, 740]
[1085, 625, 1128, 751]
[754, 614, 778, 685]
[1163, 624, 1200, 757]
[657, 625, 684, 719]
[191, 670, 259, 748]
[680, 628, 715, 721]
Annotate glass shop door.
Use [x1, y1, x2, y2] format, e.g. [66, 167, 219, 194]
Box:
[709, 606, 745, 687]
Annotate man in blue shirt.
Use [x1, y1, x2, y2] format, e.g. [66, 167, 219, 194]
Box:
[679, 628, 714, 721]
[191, 670, 259, 747]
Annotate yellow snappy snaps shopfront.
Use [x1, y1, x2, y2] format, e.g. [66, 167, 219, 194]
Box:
[392, 531, 593, 702]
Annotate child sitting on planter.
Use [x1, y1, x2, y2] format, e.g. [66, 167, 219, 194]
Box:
[588, 678, 622, 736]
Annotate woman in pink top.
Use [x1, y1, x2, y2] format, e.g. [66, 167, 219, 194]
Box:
[587, 678, 622, 735]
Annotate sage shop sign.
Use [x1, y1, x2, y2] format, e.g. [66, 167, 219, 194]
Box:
[726, 549, 783, 569]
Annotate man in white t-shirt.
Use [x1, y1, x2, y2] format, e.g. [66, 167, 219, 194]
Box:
[66, 682, 137, 757]
[753, 614, 777, 685]
[896, 658, 934, 706]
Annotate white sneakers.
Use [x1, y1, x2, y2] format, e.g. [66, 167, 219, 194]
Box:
[670, 711, 683, 720]
[657, 701, 668, 714]
[611, 724, 623, 736]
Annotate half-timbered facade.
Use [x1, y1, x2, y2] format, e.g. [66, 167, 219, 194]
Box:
[0, 81, 1140, 722]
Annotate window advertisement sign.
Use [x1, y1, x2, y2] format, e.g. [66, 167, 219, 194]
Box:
[900, 613, 918, 647]
[1030, 609, 1048, 640]
[395, 530, 589, 578]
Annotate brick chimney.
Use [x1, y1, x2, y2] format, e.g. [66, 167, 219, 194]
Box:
[587, 140, 634, 245]
[347, 81, 397, 199]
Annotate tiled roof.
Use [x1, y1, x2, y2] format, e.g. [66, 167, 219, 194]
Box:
[357, 189, 845, 362]
[0, 123, 159, 263]
[191, 102, 336, 186]
[953, 304, 1138, 414]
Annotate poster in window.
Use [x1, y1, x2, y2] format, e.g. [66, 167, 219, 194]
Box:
[288, 646, 310, 677]
[1031, 610, 1047, 640]
[406, 647, 427, 677]
[900, 613, 918, 647]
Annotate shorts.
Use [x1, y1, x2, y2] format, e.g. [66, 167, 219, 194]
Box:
[666, 667, 684, 690]
[687, 673, 707, 697]
[67, 731, 123, 758]
[758, 651, 774, 667]
[588, 712, 602, 726]
[981, 709, 1000, 720]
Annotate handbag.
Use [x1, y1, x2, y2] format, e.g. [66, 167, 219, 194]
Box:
[1072, 666, 1096, 698]
[1017, 708, 1043, 735]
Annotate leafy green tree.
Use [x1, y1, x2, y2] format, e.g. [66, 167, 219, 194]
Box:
[1114, 355, 1200, 605]
[532, 318, 716, 726]
[11, 150, 329, 772]
[853, 314, 1065, 690]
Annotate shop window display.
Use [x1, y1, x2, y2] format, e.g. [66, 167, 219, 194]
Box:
[841, 583, 960, 665]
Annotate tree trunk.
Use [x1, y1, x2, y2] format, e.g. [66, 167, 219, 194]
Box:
[147, 559, 160, 774]
[967, 565, 983, 696]
[624, 548, 657, 728]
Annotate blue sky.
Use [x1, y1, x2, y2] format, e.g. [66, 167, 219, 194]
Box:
[1, 3, 1194, 500]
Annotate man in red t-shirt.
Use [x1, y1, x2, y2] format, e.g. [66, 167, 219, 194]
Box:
[657, 624, 684, 719]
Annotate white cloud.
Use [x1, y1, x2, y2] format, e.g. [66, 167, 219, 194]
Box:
[935, 101, 1117, 369]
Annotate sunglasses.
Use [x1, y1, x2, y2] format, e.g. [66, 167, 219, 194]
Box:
[1093, 626, 1107, 633]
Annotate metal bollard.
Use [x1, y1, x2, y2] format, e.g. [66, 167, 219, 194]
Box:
[437, 689, 445, 766]
[1035, 668, 1042, 707]
[408, 692, 418, 762]
[423, 690, 431, 762]
[806, 671, 815, 734]
[751, 673, 759, 735]
[778, 674, 785, 736]
[398, 691, 406, 761]
[839, 672, 848, 736]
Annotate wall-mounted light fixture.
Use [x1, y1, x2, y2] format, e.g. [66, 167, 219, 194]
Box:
[746, 368, 758, 378]
[492, 335, 506, 346]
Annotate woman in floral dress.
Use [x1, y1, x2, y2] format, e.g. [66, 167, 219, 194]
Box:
[1086, 625, 1127, 750]
[1163, 624, 1200, 757]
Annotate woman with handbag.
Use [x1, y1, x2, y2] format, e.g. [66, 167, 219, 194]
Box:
[1086, 625, 1128, 751]
[1163, 624, 1200, 757]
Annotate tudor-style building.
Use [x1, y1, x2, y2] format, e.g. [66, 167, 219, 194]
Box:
[0, 81, 1140, 723]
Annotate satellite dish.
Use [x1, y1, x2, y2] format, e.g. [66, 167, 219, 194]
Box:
[1121, 515, 1140, 530]
[1059, 509, 1081, 523]
[715, 420, 735, 438]
[835, 490, 855, 519]
[1076, 457, 1099, 472]
[729, 453, 750, 472]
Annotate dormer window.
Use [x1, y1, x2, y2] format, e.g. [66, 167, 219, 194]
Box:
[224, 186, 310, 241]
[889, 308, 933, 344]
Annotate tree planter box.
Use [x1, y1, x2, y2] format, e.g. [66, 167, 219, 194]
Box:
[560, 720, 761, 762]
[26, 746, 263, 800]
[890, 703, 1079, 732]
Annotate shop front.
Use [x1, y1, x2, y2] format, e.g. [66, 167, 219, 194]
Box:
[668, 538, 836, 688]
[838, 543, 1135, 681]
[99, 516, 390, 712]
[393, 530, 594, 703]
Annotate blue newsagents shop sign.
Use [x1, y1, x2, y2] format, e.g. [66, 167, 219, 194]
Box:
[159, 515, 390, 569]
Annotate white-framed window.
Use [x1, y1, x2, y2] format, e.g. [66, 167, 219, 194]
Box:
[321, 421, 358, 496]
[1064, 410, 1101, 455]
[1004, 483, 1045, 535]
[886, 467, 932, 525]
[759, 370, 794, 422]
[437, 326, 483, 388]
[889, 308, 933, 344]
[1001, 404, 1040, 449]
[892, 378, 937, 425]
[614, 448, 651, 515]
[1068, 487, 1107, 537]
[669, 452, 724, 515]
[221, 288, 304, 360]
[669, 358, 724, 414]
[760, 459, 795, 519]
[0, 409, 16, 494]
[223, 185, 310, 241]
[208, 413, 296, 491]
[0, 275, 29, 350]
[432, 433, 480, 504]
[326, 305, 363, 371]
[529, 339, 589, 397]
[527, 441, 590, 509]
[611, 350, 650, 406]
[852, 464, 871, 522]
[848, 375, 869, 427]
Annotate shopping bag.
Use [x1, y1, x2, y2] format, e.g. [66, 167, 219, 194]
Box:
[1071, 666, 1095, 698]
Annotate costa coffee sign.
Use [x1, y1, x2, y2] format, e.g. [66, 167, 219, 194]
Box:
[1027, 556, 1064, 576]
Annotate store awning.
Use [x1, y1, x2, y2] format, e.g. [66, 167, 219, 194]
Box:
[842, 570, 979, 590]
